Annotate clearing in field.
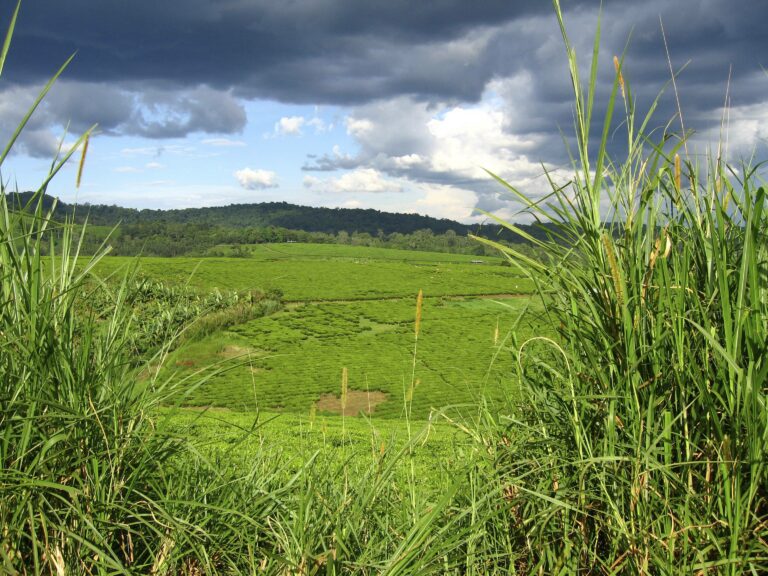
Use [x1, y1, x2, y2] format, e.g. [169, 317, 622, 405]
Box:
[316, 390, 389, 416]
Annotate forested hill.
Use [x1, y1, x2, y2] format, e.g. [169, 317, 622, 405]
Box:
[10, 192, 553, 241]
[12, 192, 471, 234]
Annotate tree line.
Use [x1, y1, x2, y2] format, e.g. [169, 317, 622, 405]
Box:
[11, 192, 552, 259]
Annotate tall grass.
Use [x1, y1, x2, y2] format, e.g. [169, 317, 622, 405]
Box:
[0, 5, 276, 571]
[0, 8, 202, 569]
[0, 9, 489, 573]
[473, 1, 768, 572]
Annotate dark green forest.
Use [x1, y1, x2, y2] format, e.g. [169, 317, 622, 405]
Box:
[12, 192, 552, 258]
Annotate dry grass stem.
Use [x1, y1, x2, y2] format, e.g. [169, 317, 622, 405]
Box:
[414, 289, 423, 338]
[76, 133, 89, 188]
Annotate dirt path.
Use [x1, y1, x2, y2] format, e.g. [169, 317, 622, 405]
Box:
[284, 292, 532, 306]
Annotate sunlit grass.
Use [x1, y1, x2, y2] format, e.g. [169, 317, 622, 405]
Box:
[470, 0, 768, 572]
[2, 0, 765, 572]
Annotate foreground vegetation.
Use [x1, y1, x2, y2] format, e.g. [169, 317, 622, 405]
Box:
[470, 7, 768, 572]
[1, 1, 766, 573]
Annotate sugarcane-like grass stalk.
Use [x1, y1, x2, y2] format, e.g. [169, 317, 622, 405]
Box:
[473, 1, 768, 572]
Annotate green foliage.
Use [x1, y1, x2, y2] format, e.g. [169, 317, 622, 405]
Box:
[473, 2, 768, 572]
[10, 191, 555, 259]
[92, 249, 532, 301]
[211, 241, 509, 263]
[82, 274, 282, 359]
[12, 191, 554, 240]
[163, 296, 542, 418]
[0, 121, 183, 574]
[162, 409, 466, 500]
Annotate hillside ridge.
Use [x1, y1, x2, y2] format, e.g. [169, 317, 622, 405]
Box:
[9, 191, 552, 241]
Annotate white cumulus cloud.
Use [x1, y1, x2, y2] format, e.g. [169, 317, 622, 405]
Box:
[274, 116, 306, 136]
[272, 114, 331, 137]
[234, 167, 279, 190]
[302, 83, 572, 219]
[410, 184, 479, 221]
[304, 168, 403, 194]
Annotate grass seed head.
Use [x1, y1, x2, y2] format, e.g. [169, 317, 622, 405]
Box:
[601, 232, 624, 308]
[613, 55, 625, 98]
[406, 378, 420, 402]
[76, 133, 90, 189]
[414, 288, 423, 337]
[662, 233, 672, 258]
[341, 367, 348, 410]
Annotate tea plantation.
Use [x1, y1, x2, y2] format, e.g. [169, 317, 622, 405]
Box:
[162, 295, 541, 418]
[94, 243, 533, 300]
[98, 243, 543, 419]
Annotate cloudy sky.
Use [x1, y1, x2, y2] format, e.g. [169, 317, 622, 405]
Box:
[2, 0, 767, 222]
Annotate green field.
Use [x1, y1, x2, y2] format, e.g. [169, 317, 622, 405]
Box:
[97, 242, 538, 419]
[162, 408, 470, 493]
[163, 295, 541, 418]
[94, 242, 533, 301]
[211, 242, 505, 263]
[93, 243, 542, 419]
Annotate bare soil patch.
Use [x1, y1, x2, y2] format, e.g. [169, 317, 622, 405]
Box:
[218, 344, 258, 359]
[316, 390, 389, 416]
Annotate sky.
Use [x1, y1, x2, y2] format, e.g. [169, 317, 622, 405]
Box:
[1, 0, 767, 223]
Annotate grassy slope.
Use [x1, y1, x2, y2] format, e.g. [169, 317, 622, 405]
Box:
[119, 243, 541, 418]
[162, 296, 542, 418]
[92, 243, 532, 301]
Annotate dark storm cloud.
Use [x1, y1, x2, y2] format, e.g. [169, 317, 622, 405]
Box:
[1, 0, 767, 164]
[6, 0, 550, 98]
[129, 86, 247, 138]
[301, 0, 768, 209]
[0, 81, 246, 157]
[6, 0, 765, 105]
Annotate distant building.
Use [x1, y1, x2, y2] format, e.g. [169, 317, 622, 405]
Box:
[471, 260, 485, 264]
